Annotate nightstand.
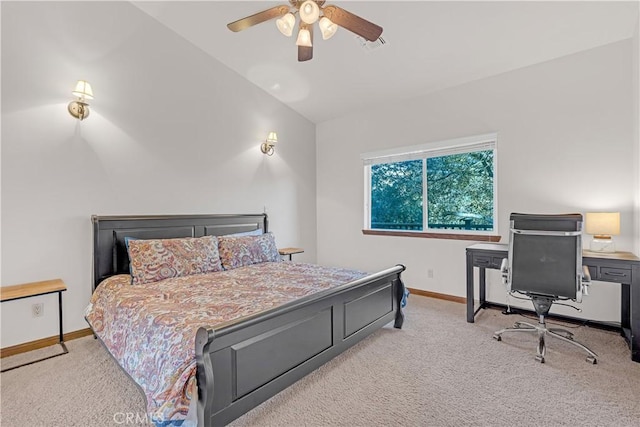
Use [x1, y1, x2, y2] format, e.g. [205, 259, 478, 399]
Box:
[278, 247, 304, 261]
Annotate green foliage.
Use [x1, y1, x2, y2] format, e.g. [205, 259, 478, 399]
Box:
[370, 150, 494, 231]
[371, 160, 423, 230]
[427, 150, 494, 229]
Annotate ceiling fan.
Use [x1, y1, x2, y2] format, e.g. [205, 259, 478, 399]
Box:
[227, 0, 383, 62]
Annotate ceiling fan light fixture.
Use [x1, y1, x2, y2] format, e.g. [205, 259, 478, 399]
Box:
[276, 12, 295, 37]
[318, 16, 338, 40]
[227, 2, 383, 62]
[296, 27, 312, 47]
[299, 0, 320, 25]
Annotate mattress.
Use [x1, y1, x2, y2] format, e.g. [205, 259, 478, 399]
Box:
[86, 261, 367, 425]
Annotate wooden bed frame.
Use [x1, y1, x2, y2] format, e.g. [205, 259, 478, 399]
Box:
[91, 214, 406, 426]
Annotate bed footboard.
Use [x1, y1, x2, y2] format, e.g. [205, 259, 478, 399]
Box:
[195, 264, 406, 426]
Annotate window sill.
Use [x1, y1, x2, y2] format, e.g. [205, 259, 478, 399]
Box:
[361, 229, 502, 242]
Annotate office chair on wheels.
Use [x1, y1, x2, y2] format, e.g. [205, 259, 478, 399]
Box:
[493, 213, 598, 364]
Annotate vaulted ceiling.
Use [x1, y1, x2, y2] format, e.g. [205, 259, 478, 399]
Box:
[134, 1, 639, 124]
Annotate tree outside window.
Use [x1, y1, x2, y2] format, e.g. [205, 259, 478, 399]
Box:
[426, 150, 494, 231]
[366, 139, 496, 234]
[371, 160, 423, 230]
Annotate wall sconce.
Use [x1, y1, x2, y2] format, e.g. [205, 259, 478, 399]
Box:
[261, 131, 278, 156]
[68, 80, 94, 120]
[585, 212, 620, 252]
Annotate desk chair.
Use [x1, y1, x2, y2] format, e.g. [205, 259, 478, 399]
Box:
[493, 213, 597, 364]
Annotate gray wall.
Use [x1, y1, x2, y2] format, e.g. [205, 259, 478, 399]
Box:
[1, 2, 317, 347]
[316, 39, 638, 322]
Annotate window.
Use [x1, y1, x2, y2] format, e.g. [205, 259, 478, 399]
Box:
[363, 134, 497, 237]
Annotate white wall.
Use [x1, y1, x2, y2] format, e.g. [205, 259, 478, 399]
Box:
[633, 13, 640, 256]
[1, 2, 317, 347]
[317, 40, 637, 323]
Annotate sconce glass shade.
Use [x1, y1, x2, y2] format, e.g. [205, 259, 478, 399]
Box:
[299, 0, 320, 24]
[585, 212, 620, 252]
[319, 16, 338, 40]
[296, 28, 312, 47]
[266, 131, 278, 144]
[69, 80, 93, 120]
[72, 80, 94, 100]
[276, 13, 295, 37]
[261, 131, 278, 156]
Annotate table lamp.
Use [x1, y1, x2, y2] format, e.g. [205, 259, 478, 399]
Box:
[585, 212, 620, 252]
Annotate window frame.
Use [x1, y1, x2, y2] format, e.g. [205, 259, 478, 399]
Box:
[362, 133, 499, 240]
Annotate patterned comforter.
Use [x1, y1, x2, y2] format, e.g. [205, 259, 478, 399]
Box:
[86, 262, 367, 425]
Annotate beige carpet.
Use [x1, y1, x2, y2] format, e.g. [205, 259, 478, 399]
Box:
[2, 296, 640, 426]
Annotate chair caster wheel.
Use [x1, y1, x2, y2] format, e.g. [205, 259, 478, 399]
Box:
[535, 355, 545, 363]
[586, 356, 597, 364]
[493, 334, 502, 341]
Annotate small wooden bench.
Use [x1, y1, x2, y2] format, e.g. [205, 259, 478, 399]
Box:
[1, 279, 68, 372]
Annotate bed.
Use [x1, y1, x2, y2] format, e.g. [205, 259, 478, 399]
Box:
[88, 214, 406, 426]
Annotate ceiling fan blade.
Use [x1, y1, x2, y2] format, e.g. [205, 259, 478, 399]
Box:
[322, 5, 382, 42]
[298, 25, 313, 62]
[227, 5, 290, 32]
[298, 45, 313, 62]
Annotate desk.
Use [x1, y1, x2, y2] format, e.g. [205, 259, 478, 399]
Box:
[1, 279, 68, 372]
[466, 243, 640, 363]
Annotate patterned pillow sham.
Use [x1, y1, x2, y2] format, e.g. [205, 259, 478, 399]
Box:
[218, 232, 281, 270]
[127, 235, 223, 285]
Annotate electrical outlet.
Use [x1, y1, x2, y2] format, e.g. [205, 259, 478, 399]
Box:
[427, 269, 434, 279]
[32, 303, 44, 318]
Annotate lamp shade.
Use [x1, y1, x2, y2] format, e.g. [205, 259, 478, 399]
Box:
[299, 0, 320, 24]
[72, 80, 94, 100]
[296, 28, 312, 47]
[267, 131, 278, 144]
[276, 13, 295, 37]
[585, 212, 620, 236]
[319, 17, 338, 40]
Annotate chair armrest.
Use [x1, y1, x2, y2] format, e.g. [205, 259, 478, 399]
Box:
[581, 265, 591, 297]
[500, 258, 509, 287]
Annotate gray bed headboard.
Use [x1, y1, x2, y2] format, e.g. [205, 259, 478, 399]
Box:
[91, 213, 268, 290]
